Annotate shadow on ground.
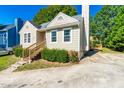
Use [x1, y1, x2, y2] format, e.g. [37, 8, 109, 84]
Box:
[81, 49, 99, 60]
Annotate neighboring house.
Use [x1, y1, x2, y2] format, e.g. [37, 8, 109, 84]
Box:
[20, 10, 89, 60]
[0, 18, 23, 49]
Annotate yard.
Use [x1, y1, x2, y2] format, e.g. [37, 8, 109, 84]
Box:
[15, 59, 73, 72]
[13, 47, 124, 72]
[101, 47, 124, 54]
[0, 55, 19, 71]
[0, 52, 124, 87]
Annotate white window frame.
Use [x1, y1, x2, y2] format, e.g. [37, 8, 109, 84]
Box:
[24, 33, 31, 43]
[50, 30, 58, 43]
[62, 28, 72, 43]
[28, 33, 31, 43]
[24, 33, 27, 43]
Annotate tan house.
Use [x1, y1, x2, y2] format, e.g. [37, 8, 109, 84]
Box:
[20, 7, 89, 60]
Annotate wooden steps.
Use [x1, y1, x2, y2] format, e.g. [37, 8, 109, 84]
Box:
[22, 41, 46, 63]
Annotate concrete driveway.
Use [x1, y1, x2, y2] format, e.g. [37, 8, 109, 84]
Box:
[0, 52, 124, 88]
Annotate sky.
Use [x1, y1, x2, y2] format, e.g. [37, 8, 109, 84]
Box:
[0, 5, 82, 25]
[90, 5, 103, 16]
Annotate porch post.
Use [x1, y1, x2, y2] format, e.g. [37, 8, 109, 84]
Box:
[28, 49, 31, 63]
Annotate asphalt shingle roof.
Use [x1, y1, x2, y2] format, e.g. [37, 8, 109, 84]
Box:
[38, 15, 82, 30]
[0, 25, 15, 31]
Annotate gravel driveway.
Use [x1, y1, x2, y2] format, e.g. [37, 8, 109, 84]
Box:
[0, 52, 124, 88]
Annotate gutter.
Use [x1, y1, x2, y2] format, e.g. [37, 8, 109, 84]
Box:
[38, 21, 80, 32]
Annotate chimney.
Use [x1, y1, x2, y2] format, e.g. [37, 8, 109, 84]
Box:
[15, 18, 24, 45]
[82, 5, 89, 51]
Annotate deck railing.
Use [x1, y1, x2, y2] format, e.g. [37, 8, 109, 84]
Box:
[22, 40, 46, 62]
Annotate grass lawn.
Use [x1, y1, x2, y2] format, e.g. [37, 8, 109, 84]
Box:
[15, 59, 73, 72]
[0, 55, 19, 71]
[101, 47, 124, 54]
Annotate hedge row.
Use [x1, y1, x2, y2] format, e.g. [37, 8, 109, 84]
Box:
[14, 47, 30, 58]
[41, 48, 69, 63]
[41, 48, 79, 63]
[13, 46, 79, 63]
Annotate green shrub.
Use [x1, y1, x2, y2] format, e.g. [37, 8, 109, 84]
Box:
[56, 49, 69, 63]
[14, 46, 23, 57]
[68, 51, 79, 63]
[41, 48, 69, 63]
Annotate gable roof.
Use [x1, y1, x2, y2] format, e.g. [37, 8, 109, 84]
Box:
[46, 12, 79, 28]
[38, 12, 82, 31]
[40, 22, 50, 29]
[28, 21, 41, 29]
[0, 25, 15, 31]
[22, 12, 82, 32]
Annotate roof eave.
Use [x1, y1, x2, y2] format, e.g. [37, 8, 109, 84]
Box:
[38, 22, 80, 32]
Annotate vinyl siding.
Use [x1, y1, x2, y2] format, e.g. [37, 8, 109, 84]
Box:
[47, 12, 78, 28]
[8, 27, 16, 47]
[46, 26, 80, 51]
[20, 21, 37, 48]
[0, 31, 7, 48]
[37, 31, 45, 43]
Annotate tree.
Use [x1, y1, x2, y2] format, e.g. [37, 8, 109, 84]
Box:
[93, 6, 121, 46]
[90, 5, 124, 52]
[33, 5, 77, 25]
[106, 7, 124, 51]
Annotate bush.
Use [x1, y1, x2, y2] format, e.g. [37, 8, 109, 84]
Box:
[68, 51, 79, 63]
[14, 46, 23, 57]
[56, 49, 69, 63]
[41, 48, 69, 63]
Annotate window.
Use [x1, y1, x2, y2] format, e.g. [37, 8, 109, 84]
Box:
[24, 33, 31, 43]
[24, 33, 27, 43]
[28, 33, 31, 43]
[64, 29, 71, 42]
[0, 33, 6, 45]
[57, 16, 63, 21]
[3, 34, 6, 44]
[51, 31, 57, 42]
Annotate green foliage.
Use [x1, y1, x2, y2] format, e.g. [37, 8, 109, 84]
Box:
[68, 51, 79, 63]
[90, 40, 99, 49]
[14, 46, 23, 57]
[90, 5, 124, 52]
[106, 26, 124, 51]
[41, 48, 69, 63]
[33, 5, 77, 25]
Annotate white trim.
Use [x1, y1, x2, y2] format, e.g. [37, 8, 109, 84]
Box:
[47, 12, 79, 28]
[62, 28, 72, 43]
[19, 21, 38, 34]
[50, 30, 58, 43]
[24, 32, 31, 44]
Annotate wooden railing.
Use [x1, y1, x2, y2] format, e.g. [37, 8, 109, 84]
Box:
[22, 41, 46, 61]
